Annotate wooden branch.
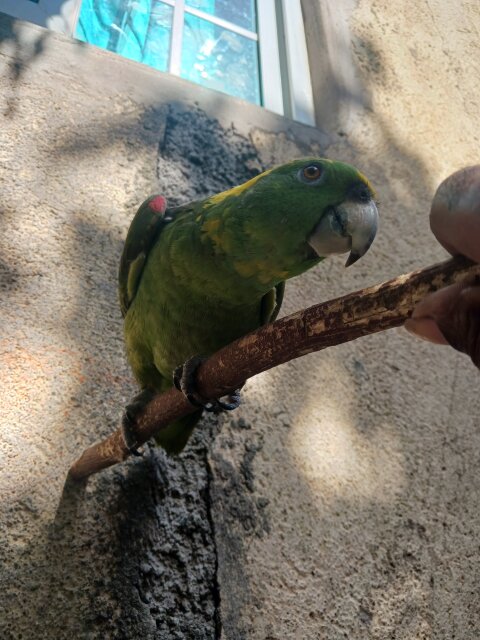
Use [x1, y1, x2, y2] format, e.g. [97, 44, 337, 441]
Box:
[68, 256, 480, 481]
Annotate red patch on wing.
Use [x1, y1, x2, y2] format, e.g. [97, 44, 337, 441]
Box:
[149, 195, 167, 213]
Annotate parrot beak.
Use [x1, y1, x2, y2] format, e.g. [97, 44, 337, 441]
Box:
[307, 199, 378, 267]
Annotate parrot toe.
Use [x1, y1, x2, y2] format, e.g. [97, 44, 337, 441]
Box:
[213, 390, 241, 412]
[121, 410, 143, 456]
[173, 355, 241, 413]
[121, 388, 156, 455]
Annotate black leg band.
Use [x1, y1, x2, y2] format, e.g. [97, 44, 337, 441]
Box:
[173, 355, 241, 413]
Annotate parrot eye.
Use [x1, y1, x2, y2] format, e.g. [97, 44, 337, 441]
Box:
[300, 164, 323, 183]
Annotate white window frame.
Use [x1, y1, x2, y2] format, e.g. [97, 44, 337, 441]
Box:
[0, 0, 315, 125]
[277, 0, 315, 126]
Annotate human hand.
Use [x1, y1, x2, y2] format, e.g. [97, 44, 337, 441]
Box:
[405, 166, 480, 368]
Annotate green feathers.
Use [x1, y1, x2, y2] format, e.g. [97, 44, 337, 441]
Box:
[120, 158, 378, 454]
[119, 195, 169, 317]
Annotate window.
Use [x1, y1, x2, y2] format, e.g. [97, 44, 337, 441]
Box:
[76, 1, 261, 106]
[0, 0, 315, 125]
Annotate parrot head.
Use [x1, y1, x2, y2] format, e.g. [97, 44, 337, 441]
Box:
[200, 157, 378, 287]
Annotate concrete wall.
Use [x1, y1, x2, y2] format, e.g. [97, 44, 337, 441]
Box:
[1, 1, 479, 638]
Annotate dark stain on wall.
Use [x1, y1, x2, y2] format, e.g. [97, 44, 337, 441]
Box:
[91, 104, 271, 639]
[157, 103, 266, 206]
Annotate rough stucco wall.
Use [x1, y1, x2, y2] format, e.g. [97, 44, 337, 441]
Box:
[233, 1, 480, 638]
[0, 14, 325, 640]
[0, 3, 479, 640]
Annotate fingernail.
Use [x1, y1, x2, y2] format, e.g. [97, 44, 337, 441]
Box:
[404, 318, 450, 345]
[459, 285, 480, 306]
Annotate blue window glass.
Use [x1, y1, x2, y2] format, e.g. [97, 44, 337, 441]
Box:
[181, 13, 260, 105]
[76, 0, 173, 72]
[75, 1, 260, 105]
[185, 0, 257, 32]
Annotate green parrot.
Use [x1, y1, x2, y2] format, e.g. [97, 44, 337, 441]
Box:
[119, 158, 378, 455]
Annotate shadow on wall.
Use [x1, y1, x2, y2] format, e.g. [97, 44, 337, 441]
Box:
[0, 12, 88, 117]
[0, 13, 49, 116]
[0, 96, 285, 638]
[2, 20, 479, 639]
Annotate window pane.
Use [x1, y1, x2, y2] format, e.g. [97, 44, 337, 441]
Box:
[181, 13, 261, 105]
[185, 0, 257, 32]
[76, 0, 173, 73]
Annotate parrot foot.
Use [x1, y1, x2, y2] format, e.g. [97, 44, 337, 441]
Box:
[121, 389, 155, 456]
[173, 356, 241, 414]
[121, 410, 143, 456]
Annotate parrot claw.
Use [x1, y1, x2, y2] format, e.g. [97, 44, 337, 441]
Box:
[173, 356, 241, 414]
[121, 410, 143, 456]
[211, 390, 241, 412]
[121, 388, 155, 456]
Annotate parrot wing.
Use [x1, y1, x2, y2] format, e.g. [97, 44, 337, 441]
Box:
[118, 195, 171, 317]
[260, 281, 285, 324]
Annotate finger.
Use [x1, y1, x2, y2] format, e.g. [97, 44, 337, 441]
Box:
[404, 278, 480, 345]
[459, 285, 480, 308]
[404, 282, 457, 344]
[404, 317, 450, 344]
[409, 282, 466, 320]
[430, 165, 480, 262]
[436, 285, 480, 369]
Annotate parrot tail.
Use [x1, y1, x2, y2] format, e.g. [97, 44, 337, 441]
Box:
[154, 410, 203, 455]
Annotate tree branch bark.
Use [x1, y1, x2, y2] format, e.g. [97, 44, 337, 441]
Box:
[68, 256, 480, 481]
